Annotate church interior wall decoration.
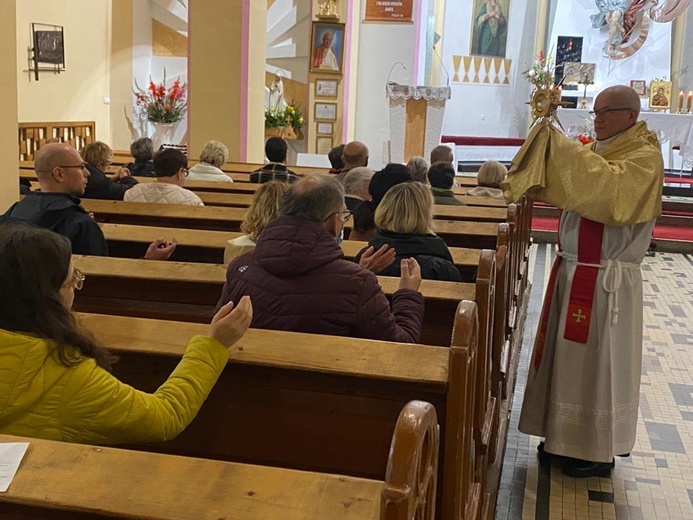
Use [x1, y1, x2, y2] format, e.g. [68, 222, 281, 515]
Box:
[451, 55, 512, 85]
[30, 23, 66, 81]
[554, 36, 583, 91]
[630, 79, 647, 96]
[470, 0, 510, 58]
[310, 22, 345, 74]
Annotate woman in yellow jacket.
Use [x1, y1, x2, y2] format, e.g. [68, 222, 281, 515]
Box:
[0, 224, 252, 445]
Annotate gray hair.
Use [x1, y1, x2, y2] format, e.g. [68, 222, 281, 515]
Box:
[280, 175, 345, 222]
[406, 156, 429, 183]
[343, 167, 374, 195]
[130, 138, 154, 163]
[199, 140, 229, 168]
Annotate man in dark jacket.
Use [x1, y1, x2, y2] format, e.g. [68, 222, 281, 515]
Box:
[216, 175, 425, 343]
[3, 143, 175, 259]
[82, 140, 139, 200]
[428, 161, 466, 206]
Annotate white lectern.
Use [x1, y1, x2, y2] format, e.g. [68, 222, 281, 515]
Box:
[386, 84, 452, 164]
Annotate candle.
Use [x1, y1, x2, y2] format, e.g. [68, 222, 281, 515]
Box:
[679, 91, 685, 111]
[688, 91, 693, 112]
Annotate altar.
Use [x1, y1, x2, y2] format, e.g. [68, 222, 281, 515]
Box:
[558, 109, 693, 169]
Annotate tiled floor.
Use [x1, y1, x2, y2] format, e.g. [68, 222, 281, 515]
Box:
[496, 245, 693, 520]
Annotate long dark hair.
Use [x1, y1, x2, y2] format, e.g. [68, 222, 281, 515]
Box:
[0, 224, 116, 370]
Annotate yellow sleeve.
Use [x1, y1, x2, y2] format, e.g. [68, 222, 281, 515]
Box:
[59, 335, 228, 445]
[502, 122, 663, 226]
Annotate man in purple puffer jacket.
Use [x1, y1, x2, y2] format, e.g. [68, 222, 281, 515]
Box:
[216, 175, 424, 343]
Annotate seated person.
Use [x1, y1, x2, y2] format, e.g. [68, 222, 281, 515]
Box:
[349, 163, 412, 242]
[0, 223, 252, 445]
[328, 144, 345, 174]
[216, 175, 425, 343]
[467, 160, 507, 199]
[19, 178, 32, 195]
[224, 181, 289, 264]
[187, 140, 233, 183]
[343, 167, 374, 213]
[428, 161, 465, 206]
[125, 137, 156, 177]
[355, 182, 461, 282]
[82, 141, 138, 200]
[335, 141, 369, 182]
[125, 148, 204, 206]
[406, 156, 429, 184]
[250, 137, 300, 184]
[430, 144, 454, 165]
[2, 143, 175, 259]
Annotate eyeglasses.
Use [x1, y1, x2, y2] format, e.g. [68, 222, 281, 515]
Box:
[182, 168, 189, 177]
[337, 210, 351, 223]
[588, 108, 633, 118]
[56, 163, 89, 171]
[63, 268, 86, 291]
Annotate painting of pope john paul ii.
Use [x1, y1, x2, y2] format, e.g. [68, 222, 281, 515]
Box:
[471, 0, 510, 58]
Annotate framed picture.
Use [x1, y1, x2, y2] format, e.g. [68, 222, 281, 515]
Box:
[315, 79, 338, 98]
[310, 22, 346, 74]
[315, 102, 338, 121]
[470, 0, 510, 58]
[563, 62, 595, 84]
[649, 80, 672, 110]
[554, 36, 583, 88]
[630, 80, 647, 97]
[317, 122, 334, 135]
[316, 136, 333, 155]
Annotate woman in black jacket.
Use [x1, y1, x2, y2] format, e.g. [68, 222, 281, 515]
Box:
[355, 182, 462, 282]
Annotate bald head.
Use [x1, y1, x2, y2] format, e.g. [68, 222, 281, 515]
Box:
[430, 145, 454, 165]
[342, 141, 369, 168]
[593, 85, 641, 140]
[34, 143, 89, 195]
[280, 174, 345, 222]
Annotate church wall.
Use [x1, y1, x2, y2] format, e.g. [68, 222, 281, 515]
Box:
[680, 12, 693, 92]
[353, 0, 421, 169]
[1, 0, 18, 212]
[15, 0, 113, 145]
[439, 0, 538, 139]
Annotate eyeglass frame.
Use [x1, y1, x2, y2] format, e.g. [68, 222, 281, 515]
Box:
[53, 162, 89, 171]
[325, 209, 351, 223]
[588, 107, 634, 119]
[63, 268, 86, 291]
[182, 167, 189, 177]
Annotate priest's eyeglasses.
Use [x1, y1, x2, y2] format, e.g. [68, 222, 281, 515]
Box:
[63, 268, 86, 291]
[589, 108, 632, 119]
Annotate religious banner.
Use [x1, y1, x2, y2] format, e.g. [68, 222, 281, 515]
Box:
[364, 0, 414, 23]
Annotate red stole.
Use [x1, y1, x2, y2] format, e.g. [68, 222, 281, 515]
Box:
[533, 216, 605, 370]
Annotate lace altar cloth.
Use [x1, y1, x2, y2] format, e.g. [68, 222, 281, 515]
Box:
[386, 84, 452, 101]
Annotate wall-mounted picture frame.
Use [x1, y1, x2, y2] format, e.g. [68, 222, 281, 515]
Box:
[470, 0, 510, 58]
[317, 122, 334, 135]
[315, 79, 339, 98]
[649, 80, 672, 110]
[310, 22, 346, 74]
[315, 102, 338, 121]
[30, 23, 66, 81]
[630, 80, 646, 97]
[316, 136, 334, 155]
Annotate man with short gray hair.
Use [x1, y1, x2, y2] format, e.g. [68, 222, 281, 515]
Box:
[216, 175, 424, 343]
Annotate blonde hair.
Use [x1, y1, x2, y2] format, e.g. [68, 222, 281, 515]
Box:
[241, 181, 290, 241]
[199, 140, 229, 168]
[477, 161, 507, 188]
[375, 182, 434, 235]
[406, 156, 429, 183]
[81, 141, 113, 168]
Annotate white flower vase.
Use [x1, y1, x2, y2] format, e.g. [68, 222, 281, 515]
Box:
[150, 122, 178, 151]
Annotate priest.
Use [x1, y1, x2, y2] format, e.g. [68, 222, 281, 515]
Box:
[504, 85, 663, 478]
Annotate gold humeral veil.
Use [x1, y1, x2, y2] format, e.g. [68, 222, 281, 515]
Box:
[502, 121, 663, 227]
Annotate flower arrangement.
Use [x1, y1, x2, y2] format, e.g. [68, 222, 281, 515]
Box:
[522, 51, 555, 90]
[134, 72, 187, 124]
[577, 134, 594, 145]
[264, 103, 304, 130]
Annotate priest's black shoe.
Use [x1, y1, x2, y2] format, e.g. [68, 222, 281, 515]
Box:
[562, 458, 615, 478]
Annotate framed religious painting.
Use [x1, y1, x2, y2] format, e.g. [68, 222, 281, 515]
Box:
[648, 80, 672, 110]
[470, 0, 510, 58]
[310, 22, 346, 75]
[314, 102, 338, 121]
[315, 79, 338, 98]
[630, 80, 646, 97]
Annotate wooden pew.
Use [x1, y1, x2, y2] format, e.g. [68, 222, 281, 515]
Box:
[74, 301, 481, 520]
[97, 222, 482, 278]
[71, 255, 479, 348]
[75, 199, 501, 249]
[0, 400, 438, 519]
